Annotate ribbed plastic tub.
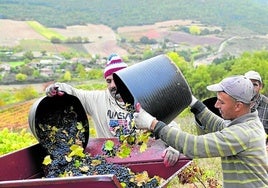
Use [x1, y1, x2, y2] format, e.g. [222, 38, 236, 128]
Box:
[113, 54, 192, 124]
[28, 94, 89, 148]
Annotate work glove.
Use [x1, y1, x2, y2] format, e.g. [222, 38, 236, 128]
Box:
[133, 103, 156, 130]
[161, 146, 180, 167]
[189, 95, 198, 107]
[45, 83, 64, 97]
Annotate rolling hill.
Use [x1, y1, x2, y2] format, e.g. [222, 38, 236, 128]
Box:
[0, 0, 268, 34]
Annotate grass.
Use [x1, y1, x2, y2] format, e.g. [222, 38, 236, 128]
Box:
[20, 39, 60, 52]
[8, 61, 25, 67]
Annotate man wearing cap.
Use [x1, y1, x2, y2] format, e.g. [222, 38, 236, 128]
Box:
[133, 75, 268, 187]
[45, 53, 180, 167]
[245, 70, 268, 144]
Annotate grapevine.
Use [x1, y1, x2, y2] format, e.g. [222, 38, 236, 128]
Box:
[0, 128, 37, 155]
[0, 100, 35, 129]
[178, 161, 221, 188]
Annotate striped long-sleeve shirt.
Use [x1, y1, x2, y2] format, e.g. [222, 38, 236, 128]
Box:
[154, 101, 268, 188]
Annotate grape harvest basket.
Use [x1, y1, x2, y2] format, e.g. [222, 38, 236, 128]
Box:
[0, 138, 191, 188]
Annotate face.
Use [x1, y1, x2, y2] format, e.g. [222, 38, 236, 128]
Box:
[106, 74, 122, 101]
[250, 79, 262, 95]
[214, 91, 241, 120]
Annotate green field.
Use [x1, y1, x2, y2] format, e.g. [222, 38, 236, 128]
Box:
[27, 21, 66, 40]
[8, 61, 25, 67]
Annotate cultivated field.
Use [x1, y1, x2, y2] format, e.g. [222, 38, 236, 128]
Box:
[0, 19, 224, 57]
[2, 18, 268, 58]
[0, 19, 46, 46]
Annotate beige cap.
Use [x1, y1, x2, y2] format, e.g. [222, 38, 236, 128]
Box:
[244, 70, 262, 83]
[207, 75, 255, 104]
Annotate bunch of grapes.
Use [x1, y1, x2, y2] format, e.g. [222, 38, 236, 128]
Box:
[38, 105, 164, 187]
[44, 153, 162, 187]
[36, 106, 86, 157]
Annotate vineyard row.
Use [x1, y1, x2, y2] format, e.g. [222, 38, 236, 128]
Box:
[0, 99, 36, 130]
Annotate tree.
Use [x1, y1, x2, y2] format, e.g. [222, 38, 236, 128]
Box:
[19, 65, 34, 76]
[87, 69, 102, 79]
[62, 71, 72, 81]
[32, 70, 40, 78]
[15, 86, 38, 101]
[41, 50, 47, 56]
[51, 37, 62, 43]
[187, 65, 212, 100]
[15, 73, 27, 81]
[167, 51, 191, 74]
[189, 25, 201, 35]
[76, 64, 87, 79]
[23, 51, 34, 61]
[142, 49, 154, 59]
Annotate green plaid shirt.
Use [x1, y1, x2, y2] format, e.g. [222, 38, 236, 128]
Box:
[252, 94, 268, 132]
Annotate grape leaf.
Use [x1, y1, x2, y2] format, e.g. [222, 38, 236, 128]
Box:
[74, 159, 81, 167]
[116, 142, 131, 158]
[79, 166, 89, 172]
[91, 159, 101, 166]
[42, 155, 52, 165]
[133, 171, 150, 186]
[76, 122, 85, 133]
[126, 134, 136, 145]
[136, 131, 151, 144]
[139, 142, 147, 153]
[68, 144, 85, 158]
[65, 155, 72, 162]
[103, 140, 115, 151]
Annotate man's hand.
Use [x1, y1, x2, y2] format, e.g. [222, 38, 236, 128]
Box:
[133, 103, 156, 130]
[161, 146, 180, 167]
[45, 83, 64, 97]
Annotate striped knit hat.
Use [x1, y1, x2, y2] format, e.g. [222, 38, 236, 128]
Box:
[104, 54, 128, 78]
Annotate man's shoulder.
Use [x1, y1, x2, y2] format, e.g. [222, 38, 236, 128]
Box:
[88, 89, 108, 97]
[260, 94, 268, 103]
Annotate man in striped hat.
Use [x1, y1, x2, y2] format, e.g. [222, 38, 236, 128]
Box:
[104, 53, 128, 102]
[46, 53, 130, 138]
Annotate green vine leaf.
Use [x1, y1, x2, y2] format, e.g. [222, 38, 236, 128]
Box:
[104, 140, 115, 151]
[116, 142, 131, 158]
[74, 159, 81, 167]
[76, 122, 85, 133]
[68, 144, 85, 158]
[139, 142, 147, 153]
[42, 155, 52, 165]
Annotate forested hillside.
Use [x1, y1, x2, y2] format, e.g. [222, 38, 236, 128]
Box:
[1, 0, 268, 33]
